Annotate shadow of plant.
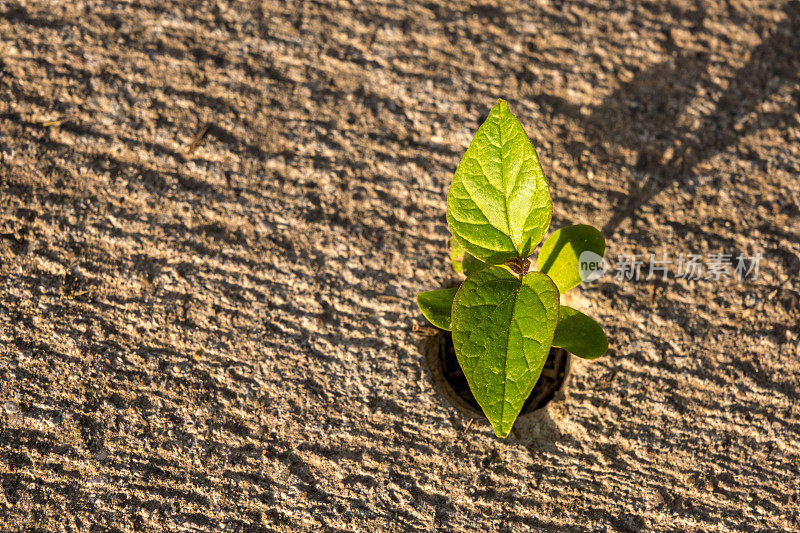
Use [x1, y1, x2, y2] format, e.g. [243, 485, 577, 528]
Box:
[536, 1, 800, 235]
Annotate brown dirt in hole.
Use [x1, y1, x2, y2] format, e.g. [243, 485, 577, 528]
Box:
[1, 0, 799, 531]
[427, 331, 570, 420]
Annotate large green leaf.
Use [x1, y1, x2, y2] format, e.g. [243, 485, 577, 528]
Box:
[552, 306, 608, 359]
[537, 224, 605, 293]
[417, 288, 458, 331]
[451, 266, 559, 437]
[447, 99, 552, 265]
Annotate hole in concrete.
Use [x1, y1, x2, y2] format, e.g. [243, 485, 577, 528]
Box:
[423, 330, 571, 420]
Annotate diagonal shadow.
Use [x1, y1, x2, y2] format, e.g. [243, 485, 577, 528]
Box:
[534, 1, 800, 235]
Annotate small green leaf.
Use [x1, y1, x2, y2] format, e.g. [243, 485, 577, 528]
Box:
[451, 266, 559, 437]
[552, 306, 608, 359]
[462, 253, 488, 276]
[450, 236, 488, 276]
[449, 237, 466, 274]
[447, 99, 552, 265]
[537, 224, 605, 293]
[417, 288, 458, 331]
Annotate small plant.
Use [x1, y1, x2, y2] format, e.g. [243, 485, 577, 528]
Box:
[418, 99, 608, 438]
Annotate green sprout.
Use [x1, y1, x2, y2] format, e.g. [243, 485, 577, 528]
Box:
[418, 99, 609, 438]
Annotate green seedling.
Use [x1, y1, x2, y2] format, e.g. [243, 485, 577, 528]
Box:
[418, 99, 609, 437]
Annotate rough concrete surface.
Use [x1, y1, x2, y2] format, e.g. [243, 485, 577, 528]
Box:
[1, 0, 799, 531]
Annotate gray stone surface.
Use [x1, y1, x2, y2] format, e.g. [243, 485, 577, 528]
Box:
[1, 0, 799, 530]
